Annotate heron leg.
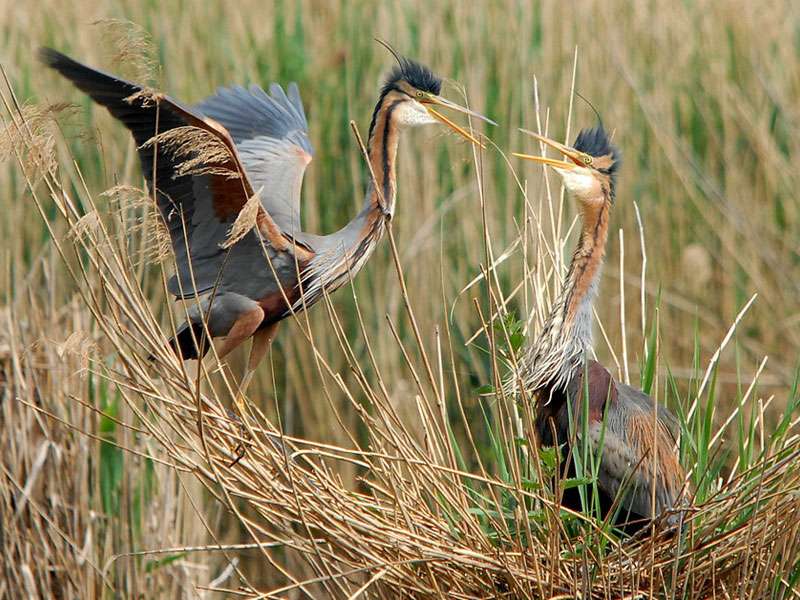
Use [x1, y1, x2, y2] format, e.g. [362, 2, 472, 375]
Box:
[249, 321, 280, 371]
[210, 306, 265, 406]
[236, 321, 280, 402]
[213, 306, 265, 363]
[226, 321, 280, 464]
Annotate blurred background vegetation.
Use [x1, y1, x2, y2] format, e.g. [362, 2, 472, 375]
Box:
[2, 0, 799, 596]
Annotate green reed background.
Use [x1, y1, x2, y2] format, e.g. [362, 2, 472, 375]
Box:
[5, 0, 798, 438]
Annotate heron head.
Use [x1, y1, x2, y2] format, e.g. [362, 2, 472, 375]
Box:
[372, 52, 495, 146]
[515, 125, 620, 204]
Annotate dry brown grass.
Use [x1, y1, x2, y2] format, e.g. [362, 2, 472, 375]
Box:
[2, 2, 800, 598]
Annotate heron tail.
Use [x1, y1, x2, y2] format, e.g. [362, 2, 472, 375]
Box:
[167, 322, 210, 361]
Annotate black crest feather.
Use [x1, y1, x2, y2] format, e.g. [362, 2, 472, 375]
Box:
[573, 125, 621, 193]
[573, 125, 617, 159]
[369, 52, 443, 138]
[382, 56, 442, 95]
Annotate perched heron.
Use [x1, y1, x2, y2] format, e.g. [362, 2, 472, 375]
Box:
[512, 126, 685, 530]
[40, 48, 493, 393]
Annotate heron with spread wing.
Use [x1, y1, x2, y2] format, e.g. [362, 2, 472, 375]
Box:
[512, 126, 685, 531]
[40, 48, 493, 393]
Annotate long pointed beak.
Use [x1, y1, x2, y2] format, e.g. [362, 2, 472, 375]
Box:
[512, 128, 589, 169]
[423, 95, 496, 148]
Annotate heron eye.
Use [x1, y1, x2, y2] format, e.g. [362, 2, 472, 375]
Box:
[416, 91, 424, 99]
[582, 154, 593, 165]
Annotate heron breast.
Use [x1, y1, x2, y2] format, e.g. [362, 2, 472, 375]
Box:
[256, 283, 302, 321]
[567, 360, 618, 423]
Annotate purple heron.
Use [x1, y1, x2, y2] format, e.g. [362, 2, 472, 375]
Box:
[513, 126, 685, 530]
[40, 48, 493, 393]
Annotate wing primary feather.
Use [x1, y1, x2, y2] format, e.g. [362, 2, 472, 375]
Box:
[196, 81, 314, 233]
[40, 48, 297, 298]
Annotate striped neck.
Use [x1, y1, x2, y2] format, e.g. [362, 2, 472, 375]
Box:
[363, 91, 405, 218]
[292, 92, 407, 308]
[558, 199, 611, 353]
[517, 195, 612, 393]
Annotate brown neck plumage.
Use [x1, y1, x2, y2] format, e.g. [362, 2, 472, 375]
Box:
[513, 193, 612, 395]
[363, 91, 404, 218]
[561, 199, 611, 334]
[294, 92, 406, 307]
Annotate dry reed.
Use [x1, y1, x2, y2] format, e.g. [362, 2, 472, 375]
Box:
[2, 3, 799, 598]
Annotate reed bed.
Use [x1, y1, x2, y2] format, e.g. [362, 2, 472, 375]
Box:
[2, 2, 800, 598]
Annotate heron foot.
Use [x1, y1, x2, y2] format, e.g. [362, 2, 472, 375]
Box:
[226, 408, 250, 467]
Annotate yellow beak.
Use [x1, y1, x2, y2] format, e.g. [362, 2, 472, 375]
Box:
[422, 95, 496, 148]
[513, 129, 591, 169]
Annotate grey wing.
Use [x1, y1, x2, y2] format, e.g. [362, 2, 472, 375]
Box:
[196, 83, 314, 235]
[40, 49, 295, 301]
[596, 384, 685, 520]
[617, 382, 681, 441]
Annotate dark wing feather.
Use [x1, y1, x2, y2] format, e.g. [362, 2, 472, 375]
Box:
[604, 383, 684, 521]
[39, 48, 295, 298]
[196, 83, 313, 235]
[560, 361, 684, 522]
